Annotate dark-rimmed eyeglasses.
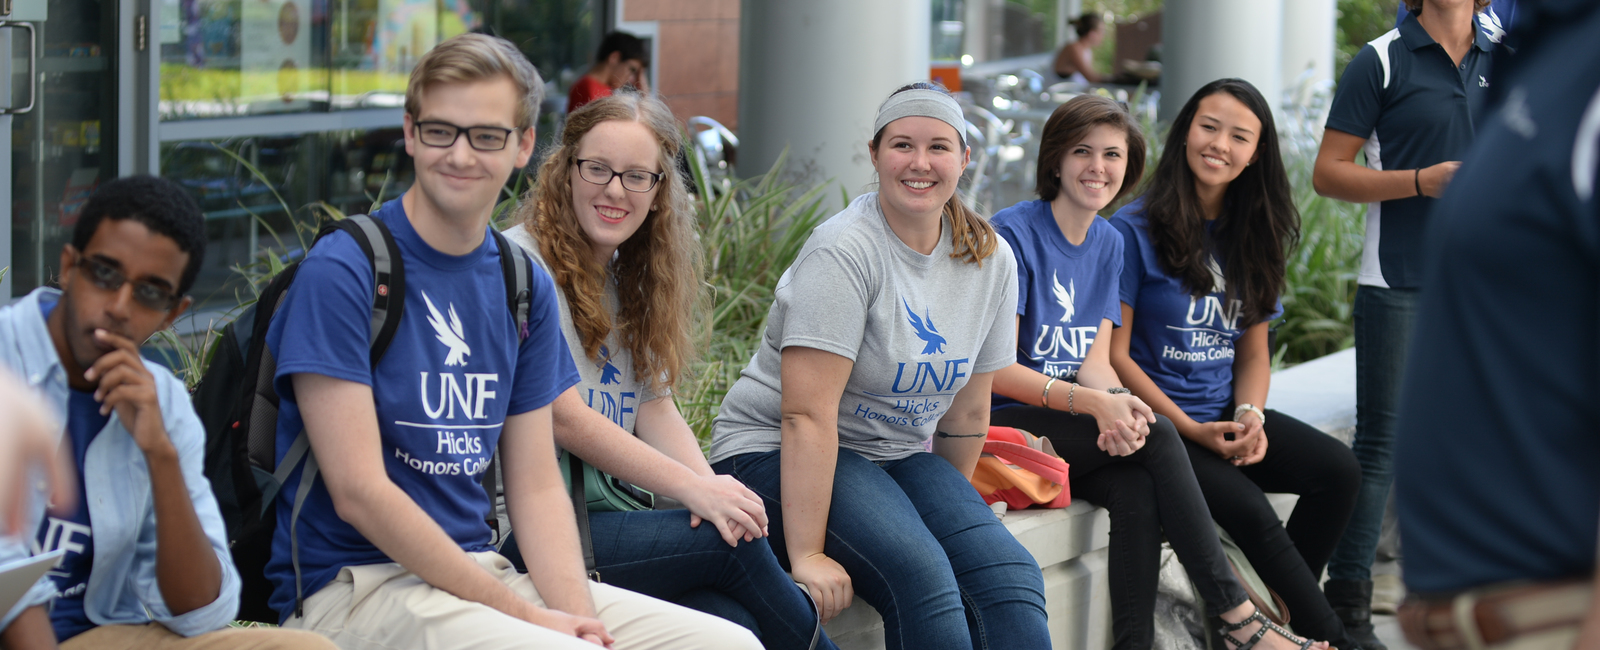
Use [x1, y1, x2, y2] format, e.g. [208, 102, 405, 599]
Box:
[574, 159, 663, 193]
[413, 121, 516, 151]
[75, 255, 181, 311]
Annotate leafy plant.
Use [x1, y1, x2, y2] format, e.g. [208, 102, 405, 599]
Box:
[678, 149, 836, 442]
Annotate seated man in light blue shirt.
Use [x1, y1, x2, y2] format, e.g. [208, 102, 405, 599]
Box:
[0, 175, 332, 649]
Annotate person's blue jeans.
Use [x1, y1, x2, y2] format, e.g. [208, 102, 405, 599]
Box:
[1328, 285, 1419, 582]
[500, 509, 836, 650]
[714, 449, 1050, 650]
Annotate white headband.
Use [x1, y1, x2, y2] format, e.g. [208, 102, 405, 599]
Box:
[873, 88, 966, 150]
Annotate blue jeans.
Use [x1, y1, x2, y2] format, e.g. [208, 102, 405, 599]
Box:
[715, 449, 1050, 650]
[1328, 285, 1419, 582]
[500, 509, 836, 650]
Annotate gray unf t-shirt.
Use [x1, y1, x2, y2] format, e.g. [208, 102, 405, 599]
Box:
[709, 193, 1018, 463]
[503, 226, 662, 434]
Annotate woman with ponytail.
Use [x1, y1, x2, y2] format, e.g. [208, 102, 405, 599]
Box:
[708, 82, 1049, 650]
[1109, 78, 1364, 650]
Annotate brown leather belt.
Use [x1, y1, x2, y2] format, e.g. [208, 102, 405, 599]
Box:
[1398, 579, 1591, 650]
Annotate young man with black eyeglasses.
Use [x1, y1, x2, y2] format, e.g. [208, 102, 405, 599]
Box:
[261, 34, 758, 649]
[0, 175, 334, 649]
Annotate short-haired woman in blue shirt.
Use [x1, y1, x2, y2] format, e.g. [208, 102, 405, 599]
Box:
[990, 94, 1331, 650]
[1108, 78, 1363, 650]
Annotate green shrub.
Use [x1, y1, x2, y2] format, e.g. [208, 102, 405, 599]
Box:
[679, 151, 836, 442]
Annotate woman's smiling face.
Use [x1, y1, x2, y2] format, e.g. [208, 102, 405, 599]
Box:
[1183, 91, 1261, 195]
[1053, 123, 1129, 218]
[870, 116, 969, 223]
[570, 119, 662, 264]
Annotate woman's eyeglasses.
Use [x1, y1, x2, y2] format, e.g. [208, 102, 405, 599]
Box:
[574, 159, 663, 193]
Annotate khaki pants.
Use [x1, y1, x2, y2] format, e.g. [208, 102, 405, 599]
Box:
[60, 623, 335, 649]
[283, 552, 761, 650]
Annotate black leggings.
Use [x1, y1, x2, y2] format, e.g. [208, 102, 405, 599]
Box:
[1185, 409, 1362, 647]
[989, 407, 1250, 650]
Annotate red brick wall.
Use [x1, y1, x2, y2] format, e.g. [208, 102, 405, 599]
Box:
[623, 0, 740, 129]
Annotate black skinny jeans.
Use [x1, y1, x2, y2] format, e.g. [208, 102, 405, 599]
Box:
[989, 407, 1250, 650]
[1184, 409, 1362, 648]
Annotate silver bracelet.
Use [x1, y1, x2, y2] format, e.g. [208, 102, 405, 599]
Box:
[1067, 383, 1079, 415]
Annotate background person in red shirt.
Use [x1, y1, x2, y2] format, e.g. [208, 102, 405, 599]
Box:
[568, 31, 649, 113]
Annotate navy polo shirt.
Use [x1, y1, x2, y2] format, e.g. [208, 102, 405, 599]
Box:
[1393, 0, 1600, 594]
[1325, 13, 1496, 289]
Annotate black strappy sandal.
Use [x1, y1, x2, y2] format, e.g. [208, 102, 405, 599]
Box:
[1218, 607, 1318, 650]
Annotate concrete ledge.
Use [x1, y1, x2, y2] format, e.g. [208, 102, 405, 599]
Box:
[824, 348, 1356, 649]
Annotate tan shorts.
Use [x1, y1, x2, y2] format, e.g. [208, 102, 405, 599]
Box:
[60, 622, 335, 650]
[282, 551, 762, 650]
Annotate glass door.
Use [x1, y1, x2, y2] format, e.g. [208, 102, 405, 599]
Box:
[7, 0, 118, 298]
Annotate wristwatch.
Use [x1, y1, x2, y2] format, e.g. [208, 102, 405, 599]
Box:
[1107, 387, 1131, 395]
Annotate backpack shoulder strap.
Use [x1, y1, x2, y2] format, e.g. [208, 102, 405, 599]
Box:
[481, 228, 533, 536]
[490, 228, 533, 342]
[316, 214, 406, 365]
[285, 214, 406, 616]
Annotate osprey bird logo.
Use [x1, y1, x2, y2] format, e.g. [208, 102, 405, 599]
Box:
[1207, 255, 1227, 293]
[597, 345, 622, 385]
[1051, 271, 1076, 323]
[422, 291, 471, 366]
[903, 298, 947, 355]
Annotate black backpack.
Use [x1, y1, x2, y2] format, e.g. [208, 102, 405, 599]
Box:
[192, 214, 533, 623]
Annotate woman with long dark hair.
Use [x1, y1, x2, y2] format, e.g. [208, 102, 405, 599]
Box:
[990, 94, 1331, 650]
[1109, 78, 1363, 650]
[709, 82, 1049, 650]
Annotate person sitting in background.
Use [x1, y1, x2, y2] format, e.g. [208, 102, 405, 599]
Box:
[1109, 78, 1366, 650]
[1053, 13, 1106, 84]
[0, 175, 332, 650]
[989, 94, 1330, 650]
[568, 31, 649, 113]
[500, 89, 834, 650]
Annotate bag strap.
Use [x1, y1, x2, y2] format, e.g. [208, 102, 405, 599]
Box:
[981, 440, 1070, 485]
[480, 229, 531, 535]
[284, 214, 402, 617]
[318, 215, 406, 362]
[490, 228, 533, 342]
[567, 451, 600, 582]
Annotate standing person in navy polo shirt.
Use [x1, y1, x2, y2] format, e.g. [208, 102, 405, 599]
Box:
[1312, 2, 1500, 646]
[1392, 0, 1600, 647]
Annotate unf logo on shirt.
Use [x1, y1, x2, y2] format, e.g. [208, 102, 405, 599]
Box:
[903, 298, 946, 354]
[890, 298, 968, 394]
[424, 291, 471, 367]
[1029, 270, 1098, 379]
[407, 291, 498, 478]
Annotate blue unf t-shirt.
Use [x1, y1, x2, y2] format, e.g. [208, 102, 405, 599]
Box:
[1111, 200, 1281, 423]
[32, 297, 105, 642]
[990, 200, 1123, 409]
[263, 198, 578, 621]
